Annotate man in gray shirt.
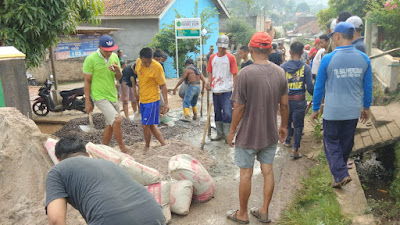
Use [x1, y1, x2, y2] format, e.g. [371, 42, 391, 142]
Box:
[226, 32, 289, 224]
[45, 137, 165, 225]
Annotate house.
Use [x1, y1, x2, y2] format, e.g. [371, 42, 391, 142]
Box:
[100, 0, 230, 78]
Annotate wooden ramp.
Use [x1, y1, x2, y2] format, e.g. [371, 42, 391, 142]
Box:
[353, 120, 400, 154]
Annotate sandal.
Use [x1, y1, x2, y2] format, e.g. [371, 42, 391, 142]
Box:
[226, 210, 249, 224]
[250, 207, 271, 223]
[290, 150, 303, 160]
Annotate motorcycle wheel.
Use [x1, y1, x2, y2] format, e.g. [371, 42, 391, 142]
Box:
[28, 80, 37, 86]
[32, 101, 49, 116]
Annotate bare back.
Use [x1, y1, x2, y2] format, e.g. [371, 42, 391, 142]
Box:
[184, 67, 201, 83]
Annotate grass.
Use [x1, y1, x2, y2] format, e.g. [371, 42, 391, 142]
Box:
[372, 83, 400, 106]
[279, 152, 351, 225]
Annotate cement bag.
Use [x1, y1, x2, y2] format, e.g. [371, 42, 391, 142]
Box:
[179, 82, 188, 98]
[44, 138, 59, 165]
[147, 182, 172, 224]
[86, 143, 160, 185]
[85, 142, 122, 164]
[170, 180, 193, 215]
[120, 157, 162, 186]
[94, 144, 135, 161]
[168, 154, 215, 202]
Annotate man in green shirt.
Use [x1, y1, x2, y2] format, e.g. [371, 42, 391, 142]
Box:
[83, 35, 129, 153]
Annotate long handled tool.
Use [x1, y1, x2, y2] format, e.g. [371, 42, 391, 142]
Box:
[207, 90, 211, 136]
[201, 102, 213, 150]
[200, 92, 204, 117]
[79, 112, 94, 133]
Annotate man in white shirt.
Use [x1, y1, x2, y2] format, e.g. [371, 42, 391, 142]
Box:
[207, 35, 238, 143]
[311, 34, 330, 80]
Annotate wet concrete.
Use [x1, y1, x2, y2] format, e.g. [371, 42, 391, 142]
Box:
[164, 106, 313, 224]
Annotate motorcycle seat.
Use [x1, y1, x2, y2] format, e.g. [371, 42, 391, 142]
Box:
[60, 87, 84, 97]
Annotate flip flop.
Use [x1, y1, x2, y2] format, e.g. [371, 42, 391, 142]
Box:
[250, 207, 271, 223]
[226, 210, 249, 224]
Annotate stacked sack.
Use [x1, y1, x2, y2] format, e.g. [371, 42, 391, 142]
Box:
[168, 154, 215, 215]
[44, 140, 215, 222]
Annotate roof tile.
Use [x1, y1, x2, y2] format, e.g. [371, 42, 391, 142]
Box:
[103, 0, 172, 17]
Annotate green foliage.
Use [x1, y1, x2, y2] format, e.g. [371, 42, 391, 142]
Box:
[296, 2, 311, 13]
[389, 142, 400, 204]
[149, 0, 218, 76]
[226, 18, 256, 46]
[317, 7, 336, 31]
[0, 0, 103, 68]
[295, 36, 314, 46]
[316, 0, 369, 31]
[280, 150, 352, 225]
[313, 119, 323, 140]
[367, 0, 400, 54]
[283, 21, 296, 32]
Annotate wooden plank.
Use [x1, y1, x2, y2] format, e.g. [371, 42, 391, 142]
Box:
[377, 125, 393, 142]
[360, 131, 370, 137]
[386, 122, 400, 138]
[362, 135, 374, 147]
[353, 133, 364, 151]
[369, 128, 383, 145]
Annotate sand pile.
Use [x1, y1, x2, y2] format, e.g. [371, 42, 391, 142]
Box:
[0, 108, 84, 225]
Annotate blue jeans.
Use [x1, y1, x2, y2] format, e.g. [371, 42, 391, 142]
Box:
[323, 119, 358, 182]
[183, 85, 200, 108]
[213, 92, 232, 123]
[286, 100, 307, 150]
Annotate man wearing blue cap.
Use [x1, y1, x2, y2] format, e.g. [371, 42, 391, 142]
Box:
[83, 35, 130, 153]
[311, 22, 373, 188]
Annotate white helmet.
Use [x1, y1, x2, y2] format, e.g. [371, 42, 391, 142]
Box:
[346, 16, 363, 29]
[216, 35, 229, 48]
[330, 19, 337, 31]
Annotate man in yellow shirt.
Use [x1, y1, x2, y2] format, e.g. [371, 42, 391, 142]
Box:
[136, 48, 169, 153]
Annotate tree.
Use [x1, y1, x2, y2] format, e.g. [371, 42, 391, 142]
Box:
[150, 0, 218, 76]
[0, 0, 103, 68]
[316, 0, 369, 30]
[226, 18, 256, 46]
[296, 2, 311, 13]
[240, 0, 255, 16]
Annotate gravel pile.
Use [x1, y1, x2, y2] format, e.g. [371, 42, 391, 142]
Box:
[54, 113, 206, 146]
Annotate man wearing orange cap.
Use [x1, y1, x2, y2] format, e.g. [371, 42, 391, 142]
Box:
[83, 35, 130, 153]
[226, 32, 289, 224]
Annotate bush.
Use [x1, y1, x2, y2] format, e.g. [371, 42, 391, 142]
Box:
[367, 0, 400, 55]
[226, 17, 256, 46]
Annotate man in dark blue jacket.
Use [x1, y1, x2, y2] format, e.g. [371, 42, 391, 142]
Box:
[281, 42, 314, 159]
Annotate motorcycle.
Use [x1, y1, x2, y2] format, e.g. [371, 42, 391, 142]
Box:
[26, 71, 37, 86]
[32, 79, 89, 116]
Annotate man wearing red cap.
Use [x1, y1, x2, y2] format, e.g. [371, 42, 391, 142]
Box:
[83, 35, 130, 153]
[226, 32, 289, 224]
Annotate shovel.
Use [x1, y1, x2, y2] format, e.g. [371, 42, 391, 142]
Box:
[79, 112, 94, 132]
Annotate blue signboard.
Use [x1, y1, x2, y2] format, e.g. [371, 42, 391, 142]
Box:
[55, 34, 100, 60]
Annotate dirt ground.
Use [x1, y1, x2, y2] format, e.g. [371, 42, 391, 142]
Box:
[31, 79, 322, 224]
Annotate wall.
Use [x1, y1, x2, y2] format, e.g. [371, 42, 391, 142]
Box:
[370, 48, 400, 92]
[0, 58, 32, 118]
[160, 0, 220, 78]
[28, 59, 85, 84]
[100, 19, 160, 61]
[365, 20, 399, 92]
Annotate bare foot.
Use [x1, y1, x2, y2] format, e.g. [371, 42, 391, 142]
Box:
[143, 146, 150, 155]
[119, 145, 131, 154]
